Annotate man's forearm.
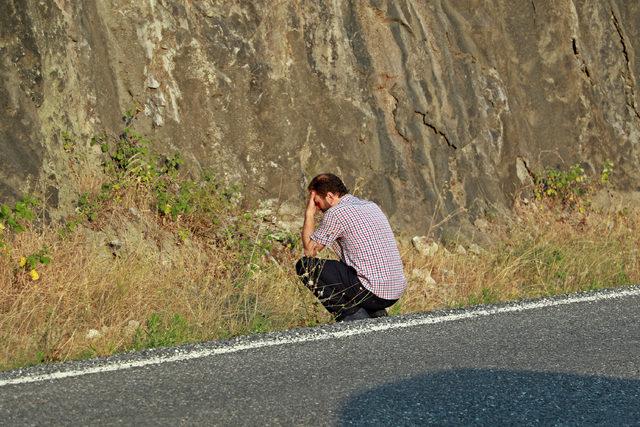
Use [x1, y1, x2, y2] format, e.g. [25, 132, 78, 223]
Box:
[302, 211, 317, 257]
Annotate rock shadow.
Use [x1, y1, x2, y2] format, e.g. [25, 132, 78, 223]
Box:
[339, 368, 640, 425]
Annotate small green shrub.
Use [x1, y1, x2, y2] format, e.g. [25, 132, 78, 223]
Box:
[533, 161, 614, 208]
[467, 287, 498, 306]
[17, 246, 51, 281]
[600, 160, 614, 184]
[19, 247, 51, 271]
[76, 192, 100, 222]
[61, 130, 75, 153]
[132, 312, 191, 349]
[0, 196, 38, 233]
[248, 313, 272, 333]
[106, 127, 156, 184]
[534, 163, 588, 205]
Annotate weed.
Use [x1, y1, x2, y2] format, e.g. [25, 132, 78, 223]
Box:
[266, 230, 300, 250]
[600, 160, 614, 184]
[17, 246, 51, 281]
[76, 193, 99, 222]
[534, 163, 588, 205]
[132, 313, 191, 349]
[248, 313, 272, 333]
[0, 196, 38, 233]
[534, 161, 615, 209]
[77, 348, 98, 360]
[467, 287, 498, 306]
[388, 303, 402, 316]
[61, 131, 75, 153]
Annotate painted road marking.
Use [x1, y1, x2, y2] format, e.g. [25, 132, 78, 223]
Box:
[1, 287, 639, 387]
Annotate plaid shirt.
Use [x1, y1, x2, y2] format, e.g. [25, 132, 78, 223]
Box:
[310, 194, 407, 300]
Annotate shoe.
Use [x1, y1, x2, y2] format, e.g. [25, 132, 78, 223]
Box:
[338, 308, 371, 322]
[367, 309, 388, 318]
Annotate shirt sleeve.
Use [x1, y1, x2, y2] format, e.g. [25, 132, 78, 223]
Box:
[310, 210, 344, 247]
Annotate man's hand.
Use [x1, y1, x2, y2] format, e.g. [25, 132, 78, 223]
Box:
[306, 190, 317, 217]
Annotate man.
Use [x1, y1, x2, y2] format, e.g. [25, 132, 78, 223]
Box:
[295, 173, 407, 321]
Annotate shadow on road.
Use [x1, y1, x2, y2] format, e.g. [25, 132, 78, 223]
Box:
[339, 368, 640, 425]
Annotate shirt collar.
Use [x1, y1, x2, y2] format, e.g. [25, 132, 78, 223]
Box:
[326, 194, 353, 213]
[336, 194, 354, 207]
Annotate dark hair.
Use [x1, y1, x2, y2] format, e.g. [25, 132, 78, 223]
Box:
[308, 173, 349, 197]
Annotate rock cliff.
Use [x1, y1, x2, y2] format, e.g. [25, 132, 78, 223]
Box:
[1, 0, 639, 233]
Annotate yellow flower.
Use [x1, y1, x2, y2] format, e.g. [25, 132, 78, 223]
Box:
[0, 222, 4, 231]
[29, 269, 39, 281]
[19, 256, 27, 267]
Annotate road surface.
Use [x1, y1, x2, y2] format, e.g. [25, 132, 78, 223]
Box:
[1, 286, 639, 425]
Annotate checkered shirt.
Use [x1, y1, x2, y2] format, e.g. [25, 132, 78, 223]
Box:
[310, 194, 407, 300]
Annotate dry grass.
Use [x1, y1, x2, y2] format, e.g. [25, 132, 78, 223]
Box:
[1, 192, 638, 371]
[1, 133, 637, 370]
[399, 199, 639, 314]
[0, 189, 329, 371]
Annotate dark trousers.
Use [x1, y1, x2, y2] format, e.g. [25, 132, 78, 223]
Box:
[295, 257, 397, 320]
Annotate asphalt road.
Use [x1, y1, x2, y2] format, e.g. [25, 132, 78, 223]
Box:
[1, 287, 639, 425]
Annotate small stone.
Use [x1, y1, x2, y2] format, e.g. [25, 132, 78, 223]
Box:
[469, 243, 483, 255]
[147, 75, 160, 89]
[129, 207, 141, 218]
[456, 244, 467, 255]
[411, 268, 437, 286]
[411, 236, 438, 257]
[86, 329, 101, 340]
[108, 239, 123, 250]
[254, 202, 274, 219]
[153, 113, 164, 127]
[127, 320, 140, 329]
[474, 218, 489, 230]
[123, 320, 140, 336]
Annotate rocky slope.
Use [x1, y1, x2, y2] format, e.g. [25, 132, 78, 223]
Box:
[1, 0, 639, 233]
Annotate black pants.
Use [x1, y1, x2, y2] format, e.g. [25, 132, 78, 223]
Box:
[295, 257, 397, 320]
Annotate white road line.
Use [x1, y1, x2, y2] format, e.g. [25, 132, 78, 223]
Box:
[1, 287, 639, 387]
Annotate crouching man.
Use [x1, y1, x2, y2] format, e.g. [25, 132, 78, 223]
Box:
[296, 173, 407, 321]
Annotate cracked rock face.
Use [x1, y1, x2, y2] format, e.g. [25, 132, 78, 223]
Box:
[1, 1, 640, 234]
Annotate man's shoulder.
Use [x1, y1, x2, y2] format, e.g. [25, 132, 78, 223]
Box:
[330, 195, 365, 213]
[329, 195, 382, 220]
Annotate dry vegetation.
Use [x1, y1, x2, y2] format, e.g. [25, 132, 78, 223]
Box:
[0, 124, 637, 371]
[400, 199, 638, 314]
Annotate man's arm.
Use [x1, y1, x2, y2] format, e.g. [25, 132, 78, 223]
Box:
[302, 191, 325, 257]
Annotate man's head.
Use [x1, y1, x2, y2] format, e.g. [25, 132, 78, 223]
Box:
[308, 173, 349, 212]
